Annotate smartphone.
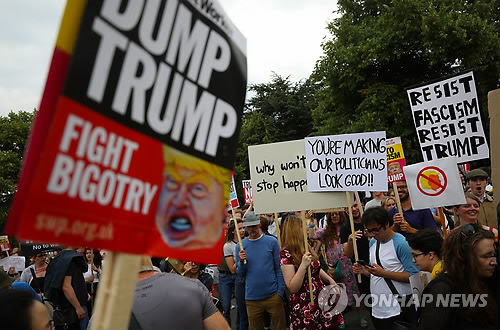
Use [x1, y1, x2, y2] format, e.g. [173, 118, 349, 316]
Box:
[357, 260, 375, 268]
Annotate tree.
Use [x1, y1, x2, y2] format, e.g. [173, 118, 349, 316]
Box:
[312, 0, 500, 164]
[0, 110, 35, 233]
[233, 74, 316, 201]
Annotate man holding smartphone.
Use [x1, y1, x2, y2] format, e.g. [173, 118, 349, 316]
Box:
[353, 207, 419, 329]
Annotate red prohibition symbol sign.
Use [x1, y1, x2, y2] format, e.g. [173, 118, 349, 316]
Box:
[416, 166, 448, 197]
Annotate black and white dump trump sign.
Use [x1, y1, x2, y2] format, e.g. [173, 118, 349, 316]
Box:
[407, 71, 489, 163]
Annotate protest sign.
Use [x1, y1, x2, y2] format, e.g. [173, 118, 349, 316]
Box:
[403, 157, 466, 210]
[410, 272, 431, 311]
[248, 140, 347, 214]
[407, 71, 489, 163]
[229, 173, 240, 209]
[0, 236, 10, 252]
[304, 132, 388, 192]
[20, 242, 62, 257]
[242, 180, 252, 204]
[6, 0, 247, 265]
[386, 137, 406, 183]
[0, 256, 26, 272]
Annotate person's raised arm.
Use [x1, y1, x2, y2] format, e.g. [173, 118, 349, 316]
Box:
[235, 245, 247, 276]
[281, 253, 311, 294]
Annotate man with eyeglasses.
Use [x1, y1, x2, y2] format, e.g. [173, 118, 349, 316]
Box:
[407, 229, 443, 280]
[353, 207, 419, 329]
[388, 180, 437, 238]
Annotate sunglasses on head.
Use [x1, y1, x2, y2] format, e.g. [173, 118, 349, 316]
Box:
[461, 223, 478, 237]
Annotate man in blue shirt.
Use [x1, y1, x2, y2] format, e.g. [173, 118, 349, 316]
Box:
[236, 212, 285, 330]
[389, 180, 437, 238]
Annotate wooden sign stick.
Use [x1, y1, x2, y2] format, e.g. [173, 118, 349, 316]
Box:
[346, 192, 362, 283]
[300, 211, 315, 305]
[438, 207, 448, 238]
[90, 249, 95, 307]
[392, 182, 403, 215]
[274, 212, 281, 247]
[232, 207, 246, 264]
[354, 191, 364, 217]
[91, 252, 142, 330]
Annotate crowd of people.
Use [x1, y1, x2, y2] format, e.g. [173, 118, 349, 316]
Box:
[0, 166, 498, 330]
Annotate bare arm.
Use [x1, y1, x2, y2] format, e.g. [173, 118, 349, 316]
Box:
[225, 256, 236, 274]
[319, 269, 336, 286]
[62, 276, 86, 320]
[203, 311, 231, 330]
[281, 253, 312, 294]
[313, 241, 321, 254]
[366, 264, 410, 283]
[343, 230, 363, 259]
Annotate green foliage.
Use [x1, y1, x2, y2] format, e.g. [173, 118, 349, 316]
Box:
[0, 110, 35, 233]
[312, 0, 500, 164]
[233, 74, 316, 201]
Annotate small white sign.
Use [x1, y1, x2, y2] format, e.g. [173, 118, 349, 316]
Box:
[403, 157, 466, 210]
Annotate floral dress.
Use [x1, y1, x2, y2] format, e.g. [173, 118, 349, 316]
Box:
[280, 249, 344, 330]
[315, 228, 360, 306]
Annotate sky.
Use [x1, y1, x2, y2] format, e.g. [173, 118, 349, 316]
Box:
[0, 0, 338, 116]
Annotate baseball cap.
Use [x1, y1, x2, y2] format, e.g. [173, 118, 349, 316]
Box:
[0, 269, 14, 289]
[243, 211, 260, 227]
[466, 169, 488, 180]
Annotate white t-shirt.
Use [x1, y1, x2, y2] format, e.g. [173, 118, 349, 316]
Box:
[369, 233, 419, 319]
[83, 264, 100, 283]
[365, 198, 383, 210]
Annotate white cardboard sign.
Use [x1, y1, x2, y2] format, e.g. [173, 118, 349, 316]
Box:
[403, 157, 466, 210]
[407, 71, 489, 163]
[248, 140, 347, 214]
[304, 132, 388, 191]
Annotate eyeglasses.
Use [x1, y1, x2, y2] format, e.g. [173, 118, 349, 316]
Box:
[412, 252, 426, 259]
[35, 254, 47, 258]
[397, 185, 408, 189]
[364, 225, 383, 234]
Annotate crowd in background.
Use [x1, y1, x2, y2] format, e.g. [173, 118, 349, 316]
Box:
[0, 166, 498, 330]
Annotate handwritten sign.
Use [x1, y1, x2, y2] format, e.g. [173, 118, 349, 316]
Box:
[304, 132, 387, 191]
[0, 256, 26, 272]
[242, 180, 252, 205]
[386, 137, 406, 183]
[248, 140, 347, 214]
[407, 71, 489, 163]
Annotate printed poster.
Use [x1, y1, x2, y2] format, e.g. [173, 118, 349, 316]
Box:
[403, 157, 466, 210]
[6, 0, 247, 264]
[386, 137, 406, 183]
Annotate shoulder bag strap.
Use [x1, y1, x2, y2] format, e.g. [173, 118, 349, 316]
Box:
[375, 240, 400, 296]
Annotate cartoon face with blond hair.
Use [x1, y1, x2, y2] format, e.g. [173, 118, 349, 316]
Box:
[388, 162, 402, 175]
[156, 146, 230, 250]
